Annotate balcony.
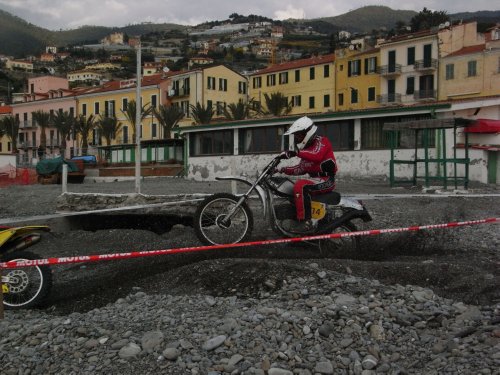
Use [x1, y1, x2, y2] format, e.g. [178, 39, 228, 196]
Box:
[47, 138, 61, 148]
[18, 141, 37, 149]
[413, 89, 437, 101]
[377, 93, 402, 105]
[414, 59, 438, 71]
[20, 120, 37, 128]
[378, 64, 402, 76]
[168, 87, 190, 97]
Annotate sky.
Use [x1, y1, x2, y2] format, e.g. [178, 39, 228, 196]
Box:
[0, 0, 496, 31]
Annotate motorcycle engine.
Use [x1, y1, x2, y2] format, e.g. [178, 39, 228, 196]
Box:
[274, 203, 296, 220]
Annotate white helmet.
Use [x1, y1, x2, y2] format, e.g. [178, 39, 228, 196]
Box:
[285, 116, 317, 150]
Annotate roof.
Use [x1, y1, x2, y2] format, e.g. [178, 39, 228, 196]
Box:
[0, 106, 12, 115]
[464, 118, 500, 133]
[445, 44, 486, 58]
[379, 29, 438, 46]
[77, 73, 167, 95]
[251, 54, 335, 76]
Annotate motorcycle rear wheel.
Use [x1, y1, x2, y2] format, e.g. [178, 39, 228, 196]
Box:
[318, 222, 360, 258]
[194, 193, 254, 245]
[2, 251, 52, 309]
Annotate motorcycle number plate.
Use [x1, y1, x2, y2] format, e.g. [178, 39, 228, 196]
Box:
[311, 202, 326, 220]
[2, 283, 8, 293]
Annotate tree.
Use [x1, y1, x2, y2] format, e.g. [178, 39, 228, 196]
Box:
[410, 8, 450, 32]
[97, 115, 122, 146]
[31, 110, 52, 150]
[75, 114, 96, 155]
[189, 102, 214, 125]
[261, 92, 292, 117]
[223, 100, 254, 121]
[153, 104, 184, 139]
[1, 116, 19, 152]
[121, 99, 153, 142]
[52, 110, 75, 156]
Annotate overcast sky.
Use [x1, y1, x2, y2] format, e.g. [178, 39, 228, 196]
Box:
[0, 0, 496, 30]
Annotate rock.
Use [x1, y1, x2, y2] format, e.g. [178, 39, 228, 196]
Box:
[268, 368, 293, 375]
[141, 331, 164, 352]
[362, 355, 378, 370]
[118, 343, 141, 359]
[202, 335, 227, 351]
[162, 347, 180, 361]
[315, 361, 334, 374]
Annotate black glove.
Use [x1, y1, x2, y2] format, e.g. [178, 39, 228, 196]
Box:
[279, 150, 297, 159]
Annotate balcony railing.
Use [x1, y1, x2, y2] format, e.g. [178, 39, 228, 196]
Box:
[377, 93, 402, 105]
[378, 64, 402, 76]
[20, 120, 37, 128]
[414, 59, 438, 71]
[18, 141, 37, 148]
[413, 90, 437, 101]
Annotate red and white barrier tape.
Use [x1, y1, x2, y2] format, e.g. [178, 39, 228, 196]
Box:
[1, 217, 498, 269]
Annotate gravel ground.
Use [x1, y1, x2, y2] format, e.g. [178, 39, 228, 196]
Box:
[0, 176, 499, 374]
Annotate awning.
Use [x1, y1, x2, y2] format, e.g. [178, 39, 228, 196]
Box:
[464, 119, 500, 133]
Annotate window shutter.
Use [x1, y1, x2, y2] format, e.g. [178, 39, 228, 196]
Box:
[364, 59, 368, 75]
[348, 62, 351, 77]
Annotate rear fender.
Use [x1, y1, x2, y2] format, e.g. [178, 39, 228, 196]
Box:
[215, 176, 268, 218]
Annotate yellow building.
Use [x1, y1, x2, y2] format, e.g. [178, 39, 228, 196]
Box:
[335, 47, 380, 111]
[438, 23, 500, 100]
[168, 64, 248, 126]
[76, 74, 169, 146]
[248, 54, 335, 116]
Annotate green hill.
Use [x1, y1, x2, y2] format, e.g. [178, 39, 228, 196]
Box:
[316, 6, 417, 33]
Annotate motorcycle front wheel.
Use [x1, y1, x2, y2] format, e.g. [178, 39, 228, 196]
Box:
[318, 222, 360, 258]
[1, 251, 53, 309]
[194, 193, 254, 245]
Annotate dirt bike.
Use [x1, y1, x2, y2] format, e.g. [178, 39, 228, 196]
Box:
[193, 155, 372, 257]
[0, 226, 52, 309]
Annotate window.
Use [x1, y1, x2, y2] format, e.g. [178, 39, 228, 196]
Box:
[151, 94, 157, 108]
[189, 130, 233, 156]
[309, 67, 315, 80]
[338, 93, 344, 106]
[365, 57, 377, 74]
[216, 101, 226, 115]
[309, 96, 315, 109]
[368, 87, 375, 102]
[324, 65, 330, 77]
[238, 81, 247, 94]
[468, 60, 477, 77]
[267, 74, 276, 86]
[445, 64, 454, 80]
[82, 104, 87, 116]
[406, 77, 415, 95]
[122, 126, 128, 144]
[152, 123, 157, 138]
[295, 69, 300, 82]
[316, 121, 354, 151]
[350, 89, 358, 104]
[180, 101, 190, 117]
[291, 95, 301, 107]
[207, 76, 216, 89]
[348, 59, 361, 76]
[104, 100, 115, 117]
[253, 76, 262, 89]
[122, 98, 128, 111]
[239, 126, 286, 154]
[279, 72, 288, 84]
[407, 47, 415, 65]
[219, 78, 227, 91]
[94, 102, 100, 115]
[323, 94, 330, 107]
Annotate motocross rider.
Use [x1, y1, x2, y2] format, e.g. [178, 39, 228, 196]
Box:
[276, 116, 338, 233]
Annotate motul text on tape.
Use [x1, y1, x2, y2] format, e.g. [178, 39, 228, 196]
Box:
[1, 217, 498, 269]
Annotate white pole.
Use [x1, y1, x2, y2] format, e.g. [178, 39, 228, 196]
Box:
[62, 164, 68, 193]
[135, 41, 142, 194]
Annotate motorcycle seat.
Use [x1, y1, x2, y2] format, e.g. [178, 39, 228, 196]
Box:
[312, 191, 341, 205]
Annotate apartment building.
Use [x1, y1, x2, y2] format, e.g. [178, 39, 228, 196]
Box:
[168, 65, 248, 127]
[378, 30, 439, 105]
[335, 47, 380, 111]
[249, 54, 335, 116]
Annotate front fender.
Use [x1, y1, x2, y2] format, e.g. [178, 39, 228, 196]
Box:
[215, 176, 268, 218]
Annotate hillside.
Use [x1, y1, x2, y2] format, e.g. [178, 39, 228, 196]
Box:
[316, 6, 417, 33]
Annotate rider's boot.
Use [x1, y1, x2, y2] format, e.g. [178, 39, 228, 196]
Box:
[287, 219, 316, 234]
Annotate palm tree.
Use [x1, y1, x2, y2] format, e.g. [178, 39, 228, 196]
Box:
[0, 116, 19, 152]
[222, 99, 254, 121]
[189, 102, 214, 125]
[121, 99, 153, 142]
[97, 115, 122, 161]
[52, 111, 75, 157]
[75, 114, 96, 154]
[31, 110, 52, 150]
[153, 104, 184, 139]
[261, 92, 292, 117]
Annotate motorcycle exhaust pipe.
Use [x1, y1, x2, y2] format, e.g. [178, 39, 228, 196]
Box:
[11, 234, 41, 252]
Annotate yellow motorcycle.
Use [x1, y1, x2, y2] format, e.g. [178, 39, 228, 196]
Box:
[0, 226, 52, 309]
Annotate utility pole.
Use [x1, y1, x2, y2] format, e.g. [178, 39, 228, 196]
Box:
[135, 40, 142, 194]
